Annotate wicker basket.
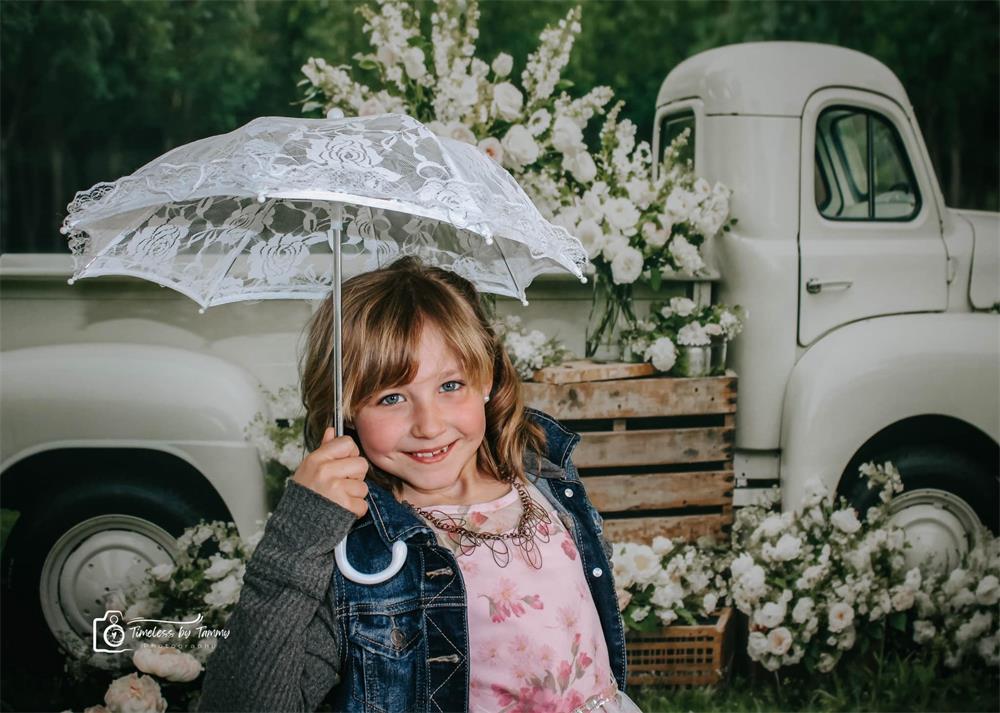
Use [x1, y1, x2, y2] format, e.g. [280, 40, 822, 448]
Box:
[625, 607, 736, 687]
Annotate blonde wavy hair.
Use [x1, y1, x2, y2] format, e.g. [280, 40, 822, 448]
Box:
[299, 256, 546, 495]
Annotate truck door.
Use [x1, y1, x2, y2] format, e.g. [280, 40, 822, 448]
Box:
[798, 89, 947, 346]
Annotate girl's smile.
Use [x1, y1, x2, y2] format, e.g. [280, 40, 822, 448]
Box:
[353, 324, 500, 507]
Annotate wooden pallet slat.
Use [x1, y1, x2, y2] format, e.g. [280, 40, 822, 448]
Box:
[603, 513, 728, 543]
[573, 427, 734, 468]
[582, 471, 734, 511]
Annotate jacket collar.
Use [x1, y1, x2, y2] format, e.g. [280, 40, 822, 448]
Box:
[363, 408, 581, 546]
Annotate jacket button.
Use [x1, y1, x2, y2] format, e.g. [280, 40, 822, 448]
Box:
[592, 567, 603, 578]
[564, 488, 574, 497]
[390, 628, 406, 648]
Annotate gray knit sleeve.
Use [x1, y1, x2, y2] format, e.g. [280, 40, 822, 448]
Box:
[197, 480, 358, 712]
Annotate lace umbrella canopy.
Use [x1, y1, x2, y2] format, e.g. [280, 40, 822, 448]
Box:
[61, 113, 588, 584]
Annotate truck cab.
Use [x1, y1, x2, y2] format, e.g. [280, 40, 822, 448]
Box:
[653, 41, 999, 570]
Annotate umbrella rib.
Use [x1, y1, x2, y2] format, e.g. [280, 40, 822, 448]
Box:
[199, 230, 258, 310]
[490, 236, 525, 305]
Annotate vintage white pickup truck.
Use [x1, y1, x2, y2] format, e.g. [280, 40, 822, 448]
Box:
[2, 41, 997, 668]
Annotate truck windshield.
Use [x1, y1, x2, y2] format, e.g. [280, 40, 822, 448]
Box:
[659, 111, 695, 169]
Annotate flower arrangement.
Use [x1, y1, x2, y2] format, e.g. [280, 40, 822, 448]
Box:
[612, 536, 732, 632]
[298, 0, 737, 358]
[244, 385, 307, 509]
[490, 314, 573, 380]
[619, 297, 747, 374]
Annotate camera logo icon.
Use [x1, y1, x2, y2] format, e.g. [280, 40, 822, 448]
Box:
[92, 610, 132, 654]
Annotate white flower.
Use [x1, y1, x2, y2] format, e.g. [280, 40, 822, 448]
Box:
[801, 478, 828, 507]
[610, 246, 643, 285]
[124, 598, 158, 621]
[944, 568, 970, 596]
[668, 235, 705, 274]
[975, 574, 1000, 605]
[665, 187, 696, 221]
[772, 534, 802, 561]
[562, 151, 597, 184]
[277, 441, 304, 472]
[668, 297, 697, 318]
[792, 597, 814, 624]
[978, 633, 999, 666]
[527, 109, 551, 136]
[956, 610, 993, 644]
[891, 587, 915, 612]
[643, 337, 677, 373]
[575, 219, 605, 259]
[491, 82, 523, 121]
[477, 137, 503, 164]
[677, 322, 711, 347]
[641, 221, 670, 249]
[551, 115, 585, 155]
[491, 52, 513, 77]
[836, 625, 856, 651]
[831, 508, 862, 534]
[446, 122, 476, 145]
[816, 653, 839, 673]
[149, 564, 174, 582]
[604, 198, 640, 235]
[741, 565, 767, 598]
[601, 233, 629, 263]
[616, 587, 632, 609]
[204, 573, 242, 608]
[102, 673, 167, 713]
[204, 554, 241, 581]
[828, 601, 855, 633]
[358, 97, 386, 116]
[702, 593, 719, 614]
[912, 619, 936, 644]
[731, 553, 754, 579]
[747, 631, 770, 659]
[501, 125, 539, 168]
[904, 567, 922, 591]
[632, 605, 651, 622]
[133, 645, 202, 683]
[754, 601, 786, 629]
[767, 627, 793, 656]
[651, 536, 674, 556]
[402, 46, 426, 80]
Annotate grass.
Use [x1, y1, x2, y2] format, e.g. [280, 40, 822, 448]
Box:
[631, 649, 999, 712]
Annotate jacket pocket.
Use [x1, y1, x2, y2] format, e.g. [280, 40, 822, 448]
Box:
[346, 602, 425, 712]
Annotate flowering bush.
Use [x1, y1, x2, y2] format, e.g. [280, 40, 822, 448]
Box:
[299, 0, 736, 357]
[611, 536, 731, 632]
[490, 314, 573, 380]
[619, 297, 747, 374]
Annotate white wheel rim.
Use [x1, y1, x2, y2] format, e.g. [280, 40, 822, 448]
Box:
[39, 515, 177, 656]
[888, 488, 984, 574]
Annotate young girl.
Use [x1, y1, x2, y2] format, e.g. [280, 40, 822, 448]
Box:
[198, 257, 640, 713]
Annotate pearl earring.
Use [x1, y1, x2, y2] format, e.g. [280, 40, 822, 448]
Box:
[484, 394, 490, 402]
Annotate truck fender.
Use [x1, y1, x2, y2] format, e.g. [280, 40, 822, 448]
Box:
[779, 313, 999, 511]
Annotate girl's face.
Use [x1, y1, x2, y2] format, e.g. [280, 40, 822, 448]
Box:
[353, 324, 491, 505]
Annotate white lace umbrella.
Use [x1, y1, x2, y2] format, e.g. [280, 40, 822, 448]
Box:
[62, 113, 588, 584]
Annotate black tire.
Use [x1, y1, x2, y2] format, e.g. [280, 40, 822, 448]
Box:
[1, 479, 218, 710]
[843, 442, 998, 532]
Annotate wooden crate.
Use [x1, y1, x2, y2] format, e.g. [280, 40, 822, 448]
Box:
[625, 607, 736, 687]
[523, 363, 736, 544]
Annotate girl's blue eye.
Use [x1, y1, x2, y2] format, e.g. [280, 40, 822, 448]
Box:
[378, 393, 404, 406]
[441, 380, 464, 393]
[379, 379, 465, 406]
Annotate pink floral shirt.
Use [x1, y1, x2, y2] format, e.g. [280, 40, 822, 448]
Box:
[417, 481, 619, 713]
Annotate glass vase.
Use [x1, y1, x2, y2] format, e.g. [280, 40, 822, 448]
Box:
[585, 274, 635, 362]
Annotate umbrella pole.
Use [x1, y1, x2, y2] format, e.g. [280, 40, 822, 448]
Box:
[331, 207, 344, 438]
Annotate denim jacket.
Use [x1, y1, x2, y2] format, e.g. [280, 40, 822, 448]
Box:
[198, 408, 626, 713]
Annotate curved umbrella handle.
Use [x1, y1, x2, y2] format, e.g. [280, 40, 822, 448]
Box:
[334, 535, 408, 585]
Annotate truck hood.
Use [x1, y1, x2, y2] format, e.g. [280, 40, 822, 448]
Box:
[955, 209, 1000, 310]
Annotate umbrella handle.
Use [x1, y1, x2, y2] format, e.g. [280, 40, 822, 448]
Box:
[334, 536, 408, 585]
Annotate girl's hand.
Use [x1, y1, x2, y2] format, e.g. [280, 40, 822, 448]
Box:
[291, 427, 370, 518]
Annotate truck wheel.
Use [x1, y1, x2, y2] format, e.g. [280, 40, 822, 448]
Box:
[844, 443, 998, 573]
[1, 480, 219, 679]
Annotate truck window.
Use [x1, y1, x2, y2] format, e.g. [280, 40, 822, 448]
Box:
[815, 106, 921, 221]
[659, 111, 695, 167]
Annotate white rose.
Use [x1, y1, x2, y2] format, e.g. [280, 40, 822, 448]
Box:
[773, 533, 803, 561]
[668, 235, 705, 274]
[491, 82, 523, 121]
[912, 619, 937, 644]
[563, 151, 597, 184]
[133, 645, 202, 683]
[702, 592, 719, 614]
[358, 97, 386, 117]
[677, 322, 711, 347]
[477, 137, 503, 164]
[204, 573, 242, 608]
[651, 536, 674, 556]
[150, 564, 174, 582]
[891, 587, 915, 612]
[976, 574, 1000, 606]
[527, 109, 551, 136]
[601, 233, 629, 263]
[747, 631, 770, 659]
[604, 198, 641, 234]
[455, 75, 479, 108]
[575, 219, 605, 259]
[445, 122, 476, 145]
[792, 597, 814, 624]
[501, 125, 539, 168]
[204, 554, 241, 581]
[693, 177, 711, 200]
[376, 45, 400, 67]
[753, 601, 786, 629]
[626, 544, 661, 585]
[551, 115, 584, 155]
[644, 337, 677, 373]
[741, 565, 766, 597]
[103, 673, 167, 713]
[611, 246, 643, 285]
[491, 52, 513, 77]
[831, 508, 862, 534]
[731, 553, 754, 579]
[402, 46, 426, 80]
[828, 601, 855, 633]
[767, 626, 793, 656]
[837, 625, 856, 651]
[667, 297, 697, 318]
[665, 188, 696, 221]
